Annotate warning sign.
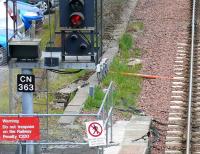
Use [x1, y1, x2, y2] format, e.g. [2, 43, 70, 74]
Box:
[86, 120, 106, 147]
[0, 117, 40, 141]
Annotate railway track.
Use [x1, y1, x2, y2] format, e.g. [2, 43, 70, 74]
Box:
[165, 0, 200, 153]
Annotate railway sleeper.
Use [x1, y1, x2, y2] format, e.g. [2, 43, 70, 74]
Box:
[171, 86, 188, 91]
[192, 131, 200, 137]
[174, 64, 188, 68]
[193, 112, 200, 116]
[168, 118, 186, 123]
[172, 81, 186, 86]
[191, 144, 200, 152]
[192, 107, 200, 112]
[168, 124, 184, 130]
[175, 56, 188, 60]
[173, 76, 188, 81]
[174, 60, 187, 65]
[165, 150, 182, 154]
[193, 78, 200, 82]
[174, 72, 185, 76]
[192, 97, 200, 102]
[192, 121, 200, 127]
[192, 138, 200, 142]
[171, 95, 186, 101]
[168, 111, 187, 116]
[177, 43, 189, 47]
[167, 131, 184, 137]
[167, 119, 185, 126]
[169, 106, 186, 112]
[175, 53, 188, 58]
[170, 100, 187, 106]
[193, 115, 200, 120]
[172, 90, 186, 95]
[192, 102, 200, 108]
[166, 137, 184, 142]
[193, 89, 200, 93]
[168, 117, 186, 123]
[173, 67, 187, 72]
[168, 110, 186, 115]
[165, 142, 184, 151]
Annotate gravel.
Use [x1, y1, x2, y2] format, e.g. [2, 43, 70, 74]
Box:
[131, 0, 191, 153]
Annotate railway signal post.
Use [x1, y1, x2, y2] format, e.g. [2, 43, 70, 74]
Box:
[1, 0, 106, 153]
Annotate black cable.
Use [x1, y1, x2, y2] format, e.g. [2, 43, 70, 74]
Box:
[150, 127, 160, 144]
[152, 119, 168, 126]
[132, 134, 148, 142]
[47, 69, 82, 74]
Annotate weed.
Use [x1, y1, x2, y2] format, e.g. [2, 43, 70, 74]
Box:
[127, 21, 144, 32]
[84, 87, 105, 110]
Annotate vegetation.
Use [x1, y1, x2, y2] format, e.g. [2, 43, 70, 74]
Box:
[84, 31, 142, 111]
[39, 14, 56, 49]
[127, 21, 144, 32]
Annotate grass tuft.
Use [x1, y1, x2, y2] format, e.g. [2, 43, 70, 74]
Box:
[127, 21, 144, 32]
[84, 87, 105, 110]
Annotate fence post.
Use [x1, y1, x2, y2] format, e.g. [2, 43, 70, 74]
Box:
[110, 82, 113, 143]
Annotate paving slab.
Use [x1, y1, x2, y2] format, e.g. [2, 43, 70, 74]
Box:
[104, 116, 151, 154]
[119, 145, 148, 154]
[43, 145, 98, 154]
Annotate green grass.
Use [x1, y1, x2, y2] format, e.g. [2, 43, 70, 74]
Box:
[133, 48, 142, 58]
[103, 59, 142, 107]
[84, 33, 142, 110]
[39, 14, 55, 50]
[84, 87, 105, 110]
[119, 33, 134, 59]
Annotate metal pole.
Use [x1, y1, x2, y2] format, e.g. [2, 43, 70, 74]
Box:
[21, 68, 34, 154]
[9, 66, 15, 113]
[110, 82, 113, 143]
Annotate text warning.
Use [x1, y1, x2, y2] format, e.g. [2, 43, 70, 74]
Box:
[0, 117, 40, 141]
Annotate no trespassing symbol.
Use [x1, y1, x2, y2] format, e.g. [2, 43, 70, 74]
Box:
[88, 122, 103, 137]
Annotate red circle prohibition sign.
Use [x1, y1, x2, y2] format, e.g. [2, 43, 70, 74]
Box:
[88, 122, 103, 137]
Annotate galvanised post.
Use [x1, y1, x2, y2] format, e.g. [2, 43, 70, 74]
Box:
[110, 82, 113, 143]
[21, 68, 34, 154]
[9, 66, 15, 113]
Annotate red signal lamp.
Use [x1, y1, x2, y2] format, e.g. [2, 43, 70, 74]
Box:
[70, 12, 84, 28]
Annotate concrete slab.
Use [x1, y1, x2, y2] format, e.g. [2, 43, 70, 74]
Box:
[43, 145, 98, 154]
[59, 87, 88, 124]
[58, 111, 79, 124]
[104, 116, 151, 154]
[119, 145, 148, 154]
[64, 105, 82, 112]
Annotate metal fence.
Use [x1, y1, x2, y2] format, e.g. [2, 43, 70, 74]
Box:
[0, 82, 113, 154]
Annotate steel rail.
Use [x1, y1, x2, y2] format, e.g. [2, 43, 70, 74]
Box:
[186, 0, 196, 153]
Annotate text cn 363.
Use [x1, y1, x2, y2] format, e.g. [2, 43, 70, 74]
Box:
[17, 74, 35, 92]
